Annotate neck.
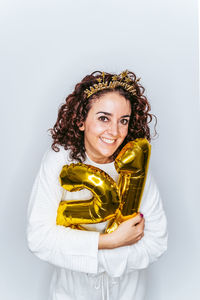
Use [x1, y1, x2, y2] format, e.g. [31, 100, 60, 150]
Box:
[86, 152, 114, 164]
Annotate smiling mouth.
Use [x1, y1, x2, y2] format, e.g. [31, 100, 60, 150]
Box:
[100, 137, 116, 144]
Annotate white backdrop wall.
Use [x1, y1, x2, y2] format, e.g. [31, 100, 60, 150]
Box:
[0, 0, 199, 299]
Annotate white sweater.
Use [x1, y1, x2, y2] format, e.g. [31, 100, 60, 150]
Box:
[27, 146, 168, 300]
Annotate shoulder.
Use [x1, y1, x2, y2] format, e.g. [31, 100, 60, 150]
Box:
[40, 146, 74, 172]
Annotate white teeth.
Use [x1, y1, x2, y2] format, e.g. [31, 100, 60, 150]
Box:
[101, 137, 115, 144]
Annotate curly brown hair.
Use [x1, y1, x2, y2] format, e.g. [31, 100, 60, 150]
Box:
[50, 70, 157, 162]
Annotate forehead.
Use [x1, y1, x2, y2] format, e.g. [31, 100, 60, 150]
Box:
[89, 92, 131, 115]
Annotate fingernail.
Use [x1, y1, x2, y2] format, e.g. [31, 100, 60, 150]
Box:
[140, 213, 143, 218]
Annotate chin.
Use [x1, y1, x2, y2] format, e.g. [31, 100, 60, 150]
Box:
[100, 150, 116, 160]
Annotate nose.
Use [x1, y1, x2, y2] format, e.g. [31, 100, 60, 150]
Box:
[107, 121, 119, 137]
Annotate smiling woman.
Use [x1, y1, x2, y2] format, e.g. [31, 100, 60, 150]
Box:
[79, 92, 131, 163]
[27, 70, 167, 300]
[50, 71, 153, 164]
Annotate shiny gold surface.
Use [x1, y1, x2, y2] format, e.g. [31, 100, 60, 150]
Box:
[105, 138, 151, 233]
[56, 138, 151, 233]
[56, 164, 120, 226]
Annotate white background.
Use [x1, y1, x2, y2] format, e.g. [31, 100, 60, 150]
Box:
[0, 0, 199, 299]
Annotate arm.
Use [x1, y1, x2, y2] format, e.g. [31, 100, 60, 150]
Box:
[97, 171, 168, 277]
[27, 149, 100, 274]
[98, 214, 144, 249]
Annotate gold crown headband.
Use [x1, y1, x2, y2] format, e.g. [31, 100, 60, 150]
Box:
[84, 70, 140, 98]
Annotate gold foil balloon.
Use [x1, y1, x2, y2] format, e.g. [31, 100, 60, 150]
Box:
[105, 138, 151, 233]
[56, 138, 151, 233]
[56, 163, 120, 226]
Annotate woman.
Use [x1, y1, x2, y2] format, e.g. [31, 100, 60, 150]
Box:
[27, 70, 167, 300]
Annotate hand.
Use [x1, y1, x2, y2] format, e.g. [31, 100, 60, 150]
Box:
[98, 213, 145, 249]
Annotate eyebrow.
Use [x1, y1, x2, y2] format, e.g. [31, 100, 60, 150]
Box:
[96, 112, 131, 118]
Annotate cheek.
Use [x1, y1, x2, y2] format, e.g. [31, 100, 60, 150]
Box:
[86, 122, 106, 136]
[120, 126, 129, 138]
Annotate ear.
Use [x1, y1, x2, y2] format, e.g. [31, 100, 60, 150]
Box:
[78, 122, 85, 131]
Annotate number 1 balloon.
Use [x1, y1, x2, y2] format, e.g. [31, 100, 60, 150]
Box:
[105, 138, 151, 233]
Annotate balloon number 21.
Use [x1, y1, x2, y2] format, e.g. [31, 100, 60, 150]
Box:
[56, 138, 151, 233]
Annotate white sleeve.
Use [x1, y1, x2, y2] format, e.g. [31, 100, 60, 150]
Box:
[27, 149, 100, 274]
[97, 171, 168, 277]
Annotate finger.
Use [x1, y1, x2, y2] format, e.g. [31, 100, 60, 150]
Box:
[131, 213, 143, 226]
[122, 216, 138, 226]
[139, 232, 144, 240]
[136, 218, 145, 231]
[140, 217, 145, 226]
[136, 232, 144, 242]
[141, 218, 145, 230]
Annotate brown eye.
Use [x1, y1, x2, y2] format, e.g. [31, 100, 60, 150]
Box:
[120, 119, 129, 125]
[99, 116, 109, 122]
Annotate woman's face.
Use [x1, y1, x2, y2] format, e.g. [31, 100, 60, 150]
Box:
[79, 92, 131, 164]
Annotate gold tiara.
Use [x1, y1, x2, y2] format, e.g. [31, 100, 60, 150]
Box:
[84, 70, 140, 98]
